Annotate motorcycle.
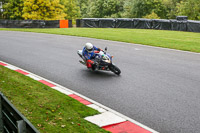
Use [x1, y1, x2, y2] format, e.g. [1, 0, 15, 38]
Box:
[77, 47, 121, 75]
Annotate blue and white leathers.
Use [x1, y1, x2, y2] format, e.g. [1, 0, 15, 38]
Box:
[82, 46, 99, 60]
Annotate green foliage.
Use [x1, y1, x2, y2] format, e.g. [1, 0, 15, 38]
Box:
[22, 0, 66, 20]
[1, 0, 200, 20]
[77, 0, 200, 20]
[122, 0, 167, 19]
[125, 0, 149, 18]
[85, 0, 124, 18]
[162, 0, 181, 19]
[176, 0, 200, 20]
[143, 11, 160, 19]
[60, 0, 80, 20]
[0, 1, 3, 18]
[2, 0, 23, 19]
[1, 0, 81, 20]
[77, 0, 89, 18]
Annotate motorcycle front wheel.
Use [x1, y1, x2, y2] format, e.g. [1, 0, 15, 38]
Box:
[109, 64, 121, 75]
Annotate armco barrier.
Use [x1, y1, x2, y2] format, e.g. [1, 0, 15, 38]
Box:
[170, 20, 187, 31]
[99, 18, 116, 28]
[152, 19, 171, 30]
[77, 18, 200, 33]
[133, 18, 152, 29]
[0, 92, 39, 133]
[187, 20, 200, 32]
[0, 20, 72, 28]
[81, 18, 99, 28]
[115, 18, 133, 28]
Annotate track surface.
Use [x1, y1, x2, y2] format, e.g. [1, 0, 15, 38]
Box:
[1, 31, 200, 133]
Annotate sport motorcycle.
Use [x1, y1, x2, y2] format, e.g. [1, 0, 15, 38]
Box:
[77, 47, 121, 75]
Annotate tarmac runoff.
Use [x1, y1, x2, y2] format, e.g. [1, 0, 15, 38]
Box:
[0, 60, 159, 133]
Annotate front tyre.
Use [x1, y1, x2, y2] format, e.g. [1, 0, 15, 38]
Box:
[109, 64, 121, 75]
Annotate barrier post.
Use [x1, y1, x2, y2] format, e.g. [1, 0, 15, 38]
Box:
[0, 92, 39, 133]
[60, 20, 69, 28]
[17, 120, 26, 133]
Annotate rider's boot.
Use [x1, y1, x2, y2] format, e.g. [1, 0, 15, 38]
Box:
[79, 60, 86, 65]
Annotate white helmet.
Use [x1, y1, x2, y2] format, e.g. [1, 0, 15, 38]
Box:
[85, 43, 93, 53]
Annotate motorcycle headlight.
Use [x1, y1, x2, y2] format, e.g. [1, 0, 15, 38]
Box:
[102, 56, 107, 60]
[102, 55, 111, 63]
[105, 60, 111, 63]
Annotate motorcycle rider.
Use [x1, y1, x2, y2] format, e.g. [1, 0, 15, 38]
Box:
[82, 42, 102, 70]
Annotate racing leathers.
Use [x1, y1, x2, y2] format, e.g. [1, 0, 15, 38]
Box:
[82, 46, 101, 70]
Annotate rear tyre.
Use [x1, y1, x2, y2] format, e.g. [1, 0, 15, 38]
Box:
[109, 64, 121, 75]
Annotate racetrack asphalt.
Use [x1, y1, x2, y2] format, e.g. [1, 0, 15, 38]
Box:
[0, 31, 200, 133]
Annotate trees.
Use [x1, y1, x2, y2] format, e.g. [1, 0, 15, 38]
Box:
[77, 0, 88, 18]
[162, 0, 182, 19]
[124, 0, 150, 18]
[0, 1, 3, 18]
[60, 0, 80, 20]
[161, 0, 200, 20]
[143, 11, 160, 19]
[22, 0, 66, 20]
[122, 0, 167, 19]
[1, 0, 80, 20]
[85, 0, 124, 18]
[1, 0, 200, 20]
[2, 0, 23, 19]
[176, 0, 200, 20]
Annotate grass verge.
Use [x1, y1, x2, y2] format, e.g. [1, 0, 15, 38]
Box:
[0, 65, 109, 133]
[0, 28, 200, 53]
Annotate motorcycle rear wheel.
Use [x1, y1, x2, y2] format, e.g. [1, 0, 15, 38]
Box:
[109, 64, 121, 75]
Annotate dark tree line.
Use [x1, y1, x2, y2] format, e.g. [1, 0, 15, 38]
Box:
[0, 0, 200, 20]
[78, 0, 200, 20]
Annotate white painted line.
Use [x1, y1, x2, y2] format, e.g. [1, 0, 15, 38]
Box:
[84, 111, 126, 127]
[87, 104, 107, 113]
[27, 74, 42, 81]
[134, 48, 141, 50]
[5, 65, 18, 70]
[52, 86, 73, 95]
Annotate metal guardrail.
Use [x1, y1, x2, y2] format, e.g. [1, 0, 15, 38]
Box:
[0, 92, 39, 133]
[76, 18, 200, 33]
[0, 20, 73, 28]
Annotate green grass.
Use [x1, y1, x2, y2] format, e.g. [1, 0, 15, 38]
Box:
[0, 65, 109, 133]
[0, 28, 200, 53]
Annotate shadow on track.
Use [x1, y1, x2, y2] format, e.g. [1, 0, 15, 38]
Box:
[81, 69, 120, 79]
